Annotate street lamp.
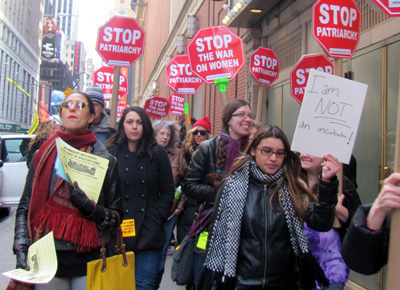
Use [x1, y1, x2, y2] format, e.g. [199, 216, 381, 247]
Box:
[72, 72, 90, 91]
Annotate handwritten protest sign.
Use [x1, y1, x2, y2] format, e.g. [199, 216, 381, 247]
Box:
[3, 232, 57, 284]
[55, 138, 109, 202]
[291, 69, 368, 164]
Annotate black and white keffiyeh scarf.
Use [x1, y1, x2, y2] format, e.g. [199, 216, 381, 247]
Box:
[198, 161, 328, 290]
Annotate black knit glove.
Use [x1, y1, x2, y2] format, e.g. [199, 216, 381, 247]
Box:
[15, 247, 29, 270]
[69, 181, 95, 216]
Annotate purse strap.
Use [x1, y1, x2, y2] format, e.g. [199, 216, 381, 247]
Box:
[100, 211, 128, 272]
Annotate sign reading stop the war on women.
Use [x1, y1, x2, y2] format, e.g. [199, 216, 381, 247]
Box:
[313, 0, 361, 58]
[96, 16, 145, 67]
[291, 70, 368, 164]
[250, 47, 279, 86]
[166, 55, 204, 94]
[144, 97, 170, 119]
[187, 25, 245, 84]
[169, 94, 184, 116]
[290, 54, 333, 104]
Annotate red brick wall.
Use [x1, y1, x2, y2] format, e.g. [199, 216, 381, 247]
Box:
[143, 0, 171, 84]
[196, 1, 248, 136]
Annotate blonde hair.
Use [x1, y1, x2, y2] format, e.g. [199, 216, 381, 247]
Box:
[183, 126, 210, 156]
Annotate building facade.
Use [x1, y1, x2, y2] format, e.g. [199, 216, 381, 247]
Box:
[0, 1, 44, 131]
[133, 1, 399, 289]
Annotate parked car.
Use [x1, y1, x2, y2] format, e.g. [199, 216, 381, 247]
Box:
[0, 134, 32, 216]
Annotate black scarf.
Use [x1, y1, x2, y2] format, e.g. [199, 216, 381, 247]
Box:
[198, 161, 329, 290]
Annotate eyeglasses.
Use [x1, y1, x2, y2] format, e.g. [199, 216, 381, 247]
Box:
[194, 130, 208, 136]
[257, 147, 287, 158]
[232, 112, 256, 120]
[60, 100, 89, 110]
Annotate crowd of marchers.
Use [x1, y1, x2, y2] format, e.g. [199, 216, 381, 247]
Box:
[5, 85, 398, 290]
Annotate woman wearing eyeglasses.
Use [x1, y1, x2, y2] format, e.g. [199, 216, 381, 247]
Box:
[198, 125, 338, 290]
[105, 107, 175, 290]
[183, 99, 254, 288]
[10, 92, 122, 290]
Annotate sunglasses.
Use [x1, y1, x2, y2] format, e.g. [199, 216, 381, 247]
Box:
[194, 130, 208, 136]
[60, 100, 89, 110]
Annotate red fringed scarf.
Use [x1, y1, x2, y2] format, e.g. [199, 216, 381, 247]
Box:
[29, 129, 99, 252]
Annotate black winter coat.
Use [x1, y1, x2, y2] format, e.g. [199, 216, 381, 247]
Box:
[107, 143, 175, 252]
[341, 205, 389, 275]
[183, 136, 220, 204]
[232, 177, 338, 289]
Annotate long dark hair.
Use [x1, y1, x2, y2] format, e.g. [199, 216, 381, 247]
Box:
[105, 106, 157, 159]
[229, 125, 311, 219]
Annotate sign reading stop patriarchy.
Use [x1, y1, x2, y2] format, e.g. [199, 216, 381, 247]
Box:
[144, 97, 170, 119]
[313, 0, 361, 58]
[96, 16, 145, 67]
[187, 25, 245, 84]
[290, 54, 333, 104]
[166, 55, 204, 94]
[250, 47, 279, 86]
[169, 94, 184, 116]
[372, 0, 400, 17]
[94, 66, 128, 100]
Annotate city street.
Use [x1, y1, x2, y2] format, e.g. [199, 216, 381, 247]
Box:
[0, 207, 184, 290]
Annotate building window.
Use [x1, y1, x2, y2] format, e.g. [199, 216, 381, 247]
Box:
[271, 28, 301, 70]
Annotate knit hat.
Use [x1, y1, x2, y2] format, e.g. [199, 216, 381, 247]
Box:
[193, 116, 211, 132]
[85, 85, 104, 107]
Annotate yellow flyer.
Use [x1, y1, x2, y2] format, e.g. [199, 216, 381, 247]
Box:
[2, 232, 57, 284]
[55, 137, 109, 202]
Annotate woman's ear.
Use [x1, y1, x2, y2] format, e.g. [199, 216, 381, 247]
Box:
[250, 147, 256, 157]
[88, 113, 95, 125]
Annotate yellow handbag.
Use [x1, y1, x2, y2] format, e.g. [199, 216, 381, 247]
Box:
[87, 227, 135, 290]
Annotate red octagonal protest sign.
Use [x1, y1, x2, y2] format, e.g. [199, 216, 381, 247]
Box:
[94, 66, 128, 100]
[166, 55, 204, 95]
[313, 0, 361, 58]
[250, 47, 279, 86]
[169, 93, 184, 116]
[187, 25, 245, 84]
[290, 54, 333, 104]
[144, 97, 170, 119]
[96, 16, 145, 67]
[372, 0, 400, 17]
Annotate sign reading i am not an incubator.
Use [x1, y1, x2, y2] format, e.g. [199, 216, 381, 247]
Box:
[291, 70, 368, 164]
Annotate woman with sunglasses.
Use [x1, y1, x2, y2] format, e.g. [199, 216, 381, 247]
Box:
[198, 126, 338, 290]
[300, 152, 361, 290]
[105, 107, 175, 290]
[10, 92, 122, 290]
[182, 116, 212, 164]
[183, 99, 254, 288]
